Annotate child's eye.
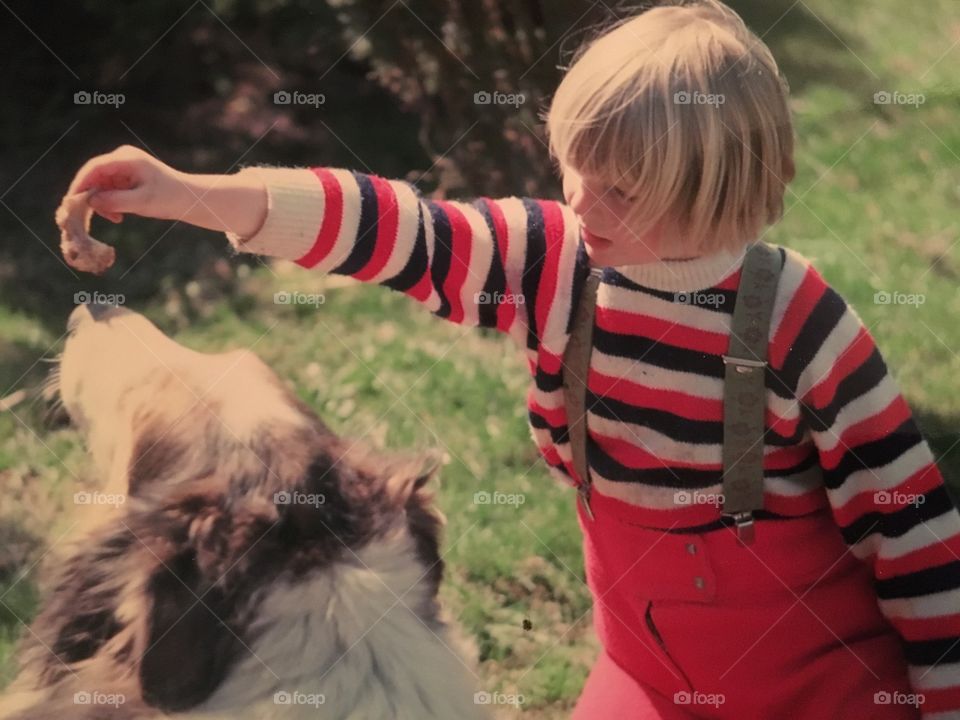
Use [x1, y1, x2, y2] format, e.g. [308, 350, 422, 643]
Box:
[612, 186, 635, 202]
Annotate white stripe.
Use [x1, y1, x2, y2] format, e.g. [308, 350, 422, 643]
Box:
[795, 301, 864, 402]
[312, 169, 363, 273]
[910, 661, 960, 692]
[880, 586, 960, 622]
[540, 203, 581, 350]
[455, 202, 497, 327]
[809, 373, 904, 455]
[826, 442, 934, 507]
[497, 197, 531, 346]
[876, 510, 960, 562]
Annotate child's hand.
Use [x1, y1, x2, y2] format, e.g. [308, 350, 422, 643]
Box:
[67, 145, 191, 224]
[66, 145, 267, 238]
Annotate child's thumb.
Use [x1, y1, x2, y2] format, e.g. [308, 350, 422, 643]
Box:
[88, 188, 143, 217]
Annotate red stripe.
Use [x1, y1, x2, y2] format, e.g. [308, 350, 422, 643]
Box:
[910, 684, 960, 714]
[587, 367, 801, 434]
[481, 199, 517, 334]
[435, 201, 472, 324]
[297, 168, 344, 269]
[830, 463, 944, 527]
[352, 175, 399, 281]
[890, 609, 960, 643]
[533, 201, 564, 341]
[595, 306, 729, 356]
[817, 395, 912, 470]
[804, 327, 876, 411]
[529, 398, 566, 428]
[764, 487, 830, 515]
[770, 266, 826, 369]
[876, 527, 960, 586]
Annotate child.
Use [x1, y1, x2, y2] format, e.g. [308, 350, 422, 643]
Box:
[67, 1, 960, 717]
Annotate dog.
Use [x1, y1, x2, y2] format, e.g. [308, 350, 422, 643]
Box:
[0, 303, 488, 720]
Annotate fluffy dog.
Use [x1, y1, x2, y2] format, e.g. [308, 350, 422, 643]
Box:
[0, 303, 487, 720]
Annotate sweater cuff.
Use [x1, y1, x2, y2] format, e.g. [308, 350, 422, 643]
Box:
[225, 166, 324, 261]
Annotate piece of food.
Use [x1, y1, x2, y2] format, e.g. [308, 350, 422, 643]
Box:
[56, 189, 115, 275]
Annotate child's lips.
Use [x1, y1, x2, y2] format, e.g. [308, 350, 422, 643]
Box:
[581, 228, 612, 247]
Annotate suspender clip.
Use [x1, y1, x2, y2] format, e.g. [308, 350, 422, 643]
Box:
[723, 510, 756, 545]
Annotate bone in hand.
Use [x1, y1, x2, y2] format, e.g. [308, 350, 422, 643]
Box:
[56, 190, 116, 275]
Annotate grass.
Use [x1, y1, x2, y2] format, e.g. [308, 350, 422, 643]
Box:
[1, 1, 959, 715]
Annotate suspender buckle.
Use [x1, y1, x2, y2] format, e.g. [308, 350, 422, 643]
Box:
[723, 510, 756, 545]
[578, 482, 594, 521]
[722, 355, 767, 374]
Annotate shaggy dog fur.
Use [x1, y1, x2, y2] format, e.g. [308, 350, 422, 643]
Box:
[0, 304, 488, 720]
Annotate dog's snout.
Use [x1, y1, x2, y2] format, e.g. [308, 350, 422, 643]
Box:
[67, 302, 126, 332]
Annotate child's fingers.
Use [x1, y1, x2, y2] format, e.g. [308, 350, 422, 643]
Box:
[88, 187, 145, 217]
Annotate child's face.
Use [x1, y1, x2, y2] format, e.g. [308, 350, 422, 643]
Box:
[562, 167, 696, 265]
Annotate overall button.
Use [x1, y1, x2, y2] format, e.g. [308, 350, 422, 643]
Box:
[686, 543, 698, 555]
[693, 576, 705, 590]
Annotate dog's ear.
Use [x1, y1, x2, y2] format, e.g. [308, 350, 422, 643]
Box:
[139, 548, 241, 712]
[139, 486, 277, 712]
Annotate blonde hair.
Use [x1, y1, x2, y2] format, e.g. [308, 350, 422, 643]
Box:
[545, 0, 795, 254]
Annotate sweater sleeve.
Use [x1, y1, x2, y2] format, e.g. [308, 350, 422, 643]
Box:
[225, 165, 582, 353]
[789, 266, 960, 717]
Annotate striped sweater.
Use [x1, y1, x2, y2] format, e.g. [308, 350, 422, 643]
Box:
[227, 165, 960, 716]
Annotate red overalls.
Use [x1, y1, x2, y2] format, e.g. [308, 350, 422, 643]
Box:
[571, 486, 921, 719]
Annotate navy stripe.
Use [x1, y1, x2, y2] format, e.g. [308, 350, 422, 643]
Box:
[520, 199, 546, 351]
[821, 419, 924, 491]
[471, 199, 505, 329]
[904, 636, 960, 667]
[382, 199, 428, 294]
[332, 172, 379, 276]
[841, 484, 957, 545]
[779, 287, 847, 393]
[427, 203, 454, 320]
[800, 348, 887, 430]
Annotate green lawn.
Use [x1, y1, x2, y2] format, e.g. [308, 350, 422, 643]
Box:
[1, 1, 959, 715]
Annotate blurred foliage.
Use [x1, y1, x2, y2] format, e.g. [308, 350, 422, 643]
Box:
[0, 0, 866, 322]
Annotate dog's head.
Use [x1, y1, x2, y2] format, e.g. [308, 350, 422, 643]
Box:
[12, 304, 445, 716]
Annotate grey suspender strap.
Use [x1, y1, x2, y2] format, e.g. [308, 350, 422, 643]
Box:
[561, 243, 784, 537]
[562, 266, 603, 520]
[720, 241, 784, 544]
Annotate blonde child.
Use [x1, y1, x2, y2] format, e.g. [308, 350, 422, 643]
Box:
[66, 1, 960, 716]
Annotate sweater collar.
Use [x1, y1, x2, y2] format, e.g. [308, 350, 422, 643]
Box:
[608, 243, 750, 292]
